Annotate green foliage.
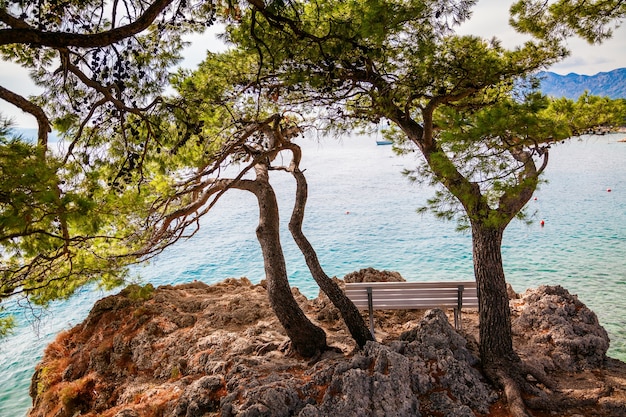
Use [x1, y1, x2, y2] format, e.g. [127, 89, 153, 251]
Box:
[223, 0, 623, 234]
[0, 2, 244, 331]
[221, 0, 575, 159]
[35, 364, 57, 398]
[412, 91, 623, 227]
[511, 0, 626, 43]
[2, 10, 301, 333]
[0, 129, 149, 310]
[123, 283, 155, 301]
[0, 309, 15, 337]
[544, 93, 626, 135]
[0, 1, 226, 323]
[170, 365, 181, 380]
[225, 1, 557, 223]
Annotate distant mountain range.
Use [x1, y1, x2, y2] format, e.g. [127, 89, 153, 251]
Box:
[537, 68, 626, 100]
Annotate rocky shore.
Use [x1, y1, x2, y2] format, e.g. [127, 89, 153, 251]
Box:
[28, 269, 626, 417]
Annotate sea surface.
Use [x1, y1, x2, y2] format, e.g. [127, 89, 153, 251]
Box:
[1, 133, 625, 415]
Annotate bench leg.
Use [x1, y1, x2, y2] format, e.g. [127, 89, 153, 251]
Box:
[454, 308, 462, 331]
[455, 285, 464, 331]
[367, 287, 376, 339]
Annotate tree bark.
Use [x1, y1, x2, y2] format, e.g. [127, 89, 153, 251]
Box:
[471, 222, 516, 366]
[286, 147, 374, 348]
[471, 221, 532, 417]
[0, 0, 176, 48]
[252, 162, 327, 358]
[0, 85, 50, 147]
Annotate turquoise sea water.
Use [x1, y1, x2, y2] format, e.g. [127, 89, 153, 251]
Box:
[1, 133, 625, 415]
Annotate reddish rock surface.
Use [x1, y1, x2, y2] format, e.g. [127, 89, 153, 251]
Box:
[28, 271, 626, 417]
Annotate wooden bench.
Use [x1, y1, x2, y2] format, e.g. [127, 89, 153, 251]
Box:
[344, 281, 478, 337]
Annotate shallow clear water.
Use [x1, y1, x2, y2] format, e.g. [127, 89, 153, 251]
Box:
[1, 134, 625, 416]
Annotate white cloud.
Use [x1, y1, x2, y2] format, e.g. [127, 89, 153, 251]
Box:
[549, 34, 626, 75]
[458, 0, 626, 75]
[0, 61, 43, 127]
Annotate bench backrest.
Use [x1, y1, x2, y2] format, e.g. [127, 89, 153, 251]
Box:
[345, 281, 479, 310]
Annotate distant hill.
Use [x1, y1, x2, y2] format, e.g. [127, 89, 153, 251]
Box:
[537, 68, 626, 100]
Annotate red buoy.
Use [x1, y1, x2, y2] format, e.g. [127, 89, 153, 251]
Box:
[607, 188, 612, 192]
[540, 220, 545, 227]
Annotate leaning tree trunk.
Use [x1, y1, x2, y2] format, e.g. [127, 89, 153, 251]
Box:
[287, 153, 374, 348]
[251, 163, 327, 358]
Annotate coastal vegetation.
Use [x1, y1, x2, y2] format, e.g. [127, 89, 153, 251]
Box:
[1, 1, 626, 416]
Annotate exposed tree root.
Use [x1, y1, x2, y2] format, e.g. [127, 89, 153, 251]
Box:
[490, 356, 610, 416]
[279, 340, 344, 366]
[518, 360, 555, 390]
[500, 372, 531, 417]
[486, 355, 554, 417]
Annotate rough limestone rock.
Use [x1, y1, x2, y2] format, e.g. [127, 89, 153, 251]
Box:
[219, 309, 496, 417]
[512, 285, 610, 372]
[27, 277, 496, 417]
[28, 276, 626, 417]
[399, 309, 495, 413]
[343, 267, 405, 283]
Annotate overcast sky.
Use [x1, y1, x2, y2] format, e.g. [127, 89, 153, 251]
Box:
[2, 0, 625, 128]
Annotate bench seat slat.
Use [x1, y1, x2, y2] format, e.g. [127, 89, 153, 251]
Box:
[349, 300, 480, 309]
[346, 281, 476, 290]
[345, 289, 477, 297]
[349, 297, 479, 305]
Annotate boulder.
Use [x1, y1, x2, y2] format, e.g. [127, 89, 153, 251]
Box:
[343, 267, 405, 283]
[512, 285, 610, 372]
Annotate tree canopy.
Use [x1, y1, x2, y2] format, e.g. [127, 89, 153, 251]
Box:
[1, 2, 374, 354]
[0, 0, 217, 328]
[510, 0, 626, 43]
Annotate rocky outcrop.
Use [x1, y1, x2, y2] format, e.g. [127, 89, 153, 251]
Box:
[512, 285, 610, 372]
[28, 274, 626, 417]
[343, 267, 405, 283]
[218, 310, 497, 417]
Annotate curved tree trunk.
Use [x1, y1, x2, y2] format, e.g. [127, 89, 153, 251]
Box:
[251, 162, 327, 358]
[287, 152, 374, 348]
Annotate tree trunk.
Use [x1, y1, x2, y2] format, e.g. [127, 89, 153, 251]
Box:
[471, 221, 517, 369]
[472, 220, 534, 417]
[287, 159, 374, 348]
[252, 163, 327, 358]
